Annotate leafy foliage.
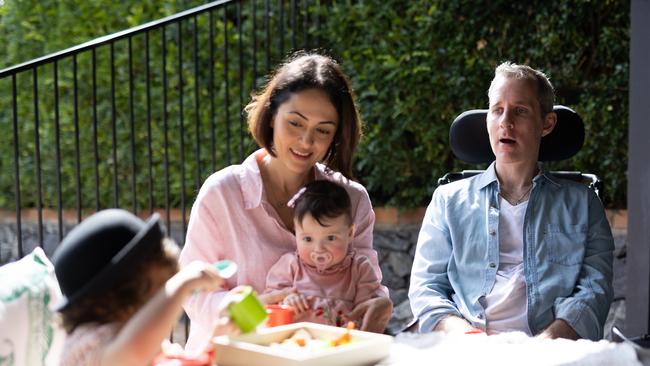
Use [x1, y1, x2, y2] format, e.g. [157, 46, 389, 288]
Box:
[0, 0, 629, 212]
[316, 0, 629, 208]
[0, 0, 312, 213]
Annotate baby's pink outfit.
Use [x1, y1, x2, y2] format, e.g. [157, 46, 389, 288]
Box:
[59, 322, 119, 366]
[265, 250, 383, 326]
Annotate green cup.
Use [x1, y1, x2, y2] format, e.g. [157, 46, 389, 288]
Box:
[227, 286, 268, 333]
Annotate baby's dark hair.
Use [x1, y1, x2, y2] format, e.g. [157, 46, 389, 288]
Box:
[58, 238, 179, 333]
[292, 180, 352, 227]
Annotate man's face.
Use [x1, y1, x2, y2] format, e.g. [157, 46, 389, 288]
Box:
[487, 76, 556, 165]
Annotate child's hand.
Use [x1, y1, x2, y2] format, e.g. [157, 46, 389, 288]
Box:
[211, 311, 240, 338]
[283, 293, 311, 314]
[211, 286, 249, 337]
[169, 260, 224, 296]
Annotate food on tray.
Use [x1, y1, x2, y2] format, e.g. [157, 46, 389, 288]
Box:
[270, 321, 356, 352]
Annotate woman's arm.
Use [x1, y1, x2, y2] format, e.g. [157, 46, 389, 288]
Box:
[348, 186, 387, 296]
[349, 257, 392, 333]
[179, 184, 231, 352]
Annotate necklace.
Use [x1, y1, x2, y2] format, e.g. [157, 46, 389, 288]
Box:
[500, 184, 533, 205]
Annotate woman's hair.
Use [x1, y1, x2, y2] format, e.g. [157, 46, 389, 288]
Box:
[59, 238, 179, 333]
[292, 180, 352, 227]
[245, 51, 363, 179]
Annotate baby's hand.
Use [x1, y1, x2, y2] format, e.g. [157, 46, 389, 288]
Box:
[283, 293, 311, 314]
[170, 261, 224, 296]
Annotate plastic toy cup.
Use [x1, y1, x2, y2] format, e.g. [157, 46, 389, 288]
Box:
[265, 304, 295, 327]
[227, 286, 268, 333]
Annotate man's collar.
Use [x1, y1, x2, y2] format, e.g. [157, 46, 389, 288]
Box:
[476, 161, 562, 189]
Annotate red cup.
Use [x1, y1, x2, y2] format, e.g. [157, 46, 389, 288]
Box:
[265, 304, 295, 327]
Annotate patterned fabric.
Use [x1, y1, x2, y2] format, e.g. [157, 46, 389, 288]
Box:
[59, 323, 119, 366]
[0, 247, 65, 366]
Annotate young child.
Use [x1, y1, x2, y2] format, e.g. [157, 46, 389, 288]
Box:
[52, 209, 234, 366]
[264, 180, 384, 327]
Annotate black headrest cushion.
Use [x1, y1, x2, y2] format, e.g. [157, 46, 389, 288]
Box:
[449, 105, 584, 164]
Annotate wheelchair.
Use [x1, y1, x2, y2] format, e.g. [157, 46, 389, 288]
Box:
[401, 105, 602, 335]
[437, 105, 602, 197]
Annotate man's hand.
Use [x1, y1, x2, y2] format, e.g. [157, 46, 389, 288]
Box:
[433, 315, 477, 333]
[347, 297, 393, 333]
[537, 319, 579, 340]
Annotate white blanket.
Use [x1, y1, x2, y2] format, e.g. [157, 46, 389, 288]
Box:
[379, 331, 641, 366]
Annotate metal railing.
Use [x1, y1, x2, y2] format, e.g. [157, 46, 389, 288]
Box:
[0, 0, 324, 264]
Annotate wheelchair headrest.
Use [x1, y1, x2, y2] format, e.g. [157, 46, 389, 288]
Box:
[449, 105, 584, 164]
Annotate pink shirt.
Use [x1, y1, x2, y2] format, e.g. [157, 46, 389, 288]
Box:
[264, 250, 384, 326]
[179, 149, 386, 352]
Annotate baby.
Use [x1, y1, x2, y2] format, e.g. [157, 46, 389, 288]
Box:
[264, 180, 384, 327]
[52, 209, 235, 366]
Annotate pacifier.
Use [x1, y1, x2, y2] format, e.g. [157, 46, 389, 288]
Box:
[310, 251, 333, 270]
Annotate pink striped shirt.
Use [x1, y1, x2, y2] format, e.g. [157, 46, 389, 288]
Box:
[179, 149, 386, 352]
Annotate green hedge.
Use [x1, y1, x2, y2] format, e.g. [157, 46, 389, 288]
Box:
[316, 0, 629, 208]
[0, 0, 629, 211]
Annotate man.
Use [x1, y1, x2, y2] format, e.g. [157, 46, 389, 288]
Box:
[408, 62, 614, 340]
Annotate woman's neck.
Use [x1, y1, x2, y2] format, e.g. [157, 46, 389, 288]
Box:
[260, 154, 313, 205]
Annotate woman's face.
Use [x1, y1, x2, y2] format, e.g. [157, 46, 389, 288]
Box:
[271, 88, 339, 175]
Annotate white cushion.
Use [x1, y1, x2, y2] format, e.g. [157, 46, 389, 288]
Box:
[0, 247, 65, 366]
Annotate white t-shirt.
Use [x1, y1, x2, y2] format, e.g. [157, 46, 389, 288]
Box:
[484, 197, 531, 335]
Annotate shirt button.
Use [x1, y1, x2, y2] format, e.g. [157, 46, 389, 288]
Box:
[488, 228, 496, 236]
[489, 263, 496, 268]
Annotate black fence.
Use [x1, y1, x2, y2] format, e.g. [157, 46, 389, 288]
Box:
[0, 0, 324, 264]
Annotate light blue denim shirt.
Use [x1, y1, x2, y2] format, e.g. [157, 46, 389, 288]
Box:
[408, 162, 614, 340]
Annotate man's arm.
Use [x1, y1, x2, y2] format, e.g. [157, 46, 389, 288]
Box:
[408, 188, 467, 333]
[551, 190, 614, 340]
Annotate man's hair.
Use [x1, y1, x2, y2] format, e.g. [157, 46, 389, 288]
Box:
[58, 238, 179, 333]
[293, 180, 352, 227]
[488, 61, 555, 117]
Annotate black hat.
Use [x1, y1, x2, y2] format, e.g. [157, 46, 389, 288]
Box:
[52, 209, 163, 311]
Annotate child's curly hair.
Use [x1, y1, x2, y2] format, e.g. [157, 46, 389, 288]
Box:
[59, 238, 179, 333]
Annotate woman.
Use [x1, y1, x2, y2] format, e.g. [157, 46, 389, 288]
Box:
[179, 52, 392, 352]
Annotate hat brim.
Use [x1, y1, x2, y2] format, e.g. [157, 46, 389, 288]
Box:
[54, 213, 163, 311]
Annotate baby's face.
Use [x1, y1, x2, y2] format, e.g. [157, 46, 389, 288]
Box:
[294, 213, 354, 271]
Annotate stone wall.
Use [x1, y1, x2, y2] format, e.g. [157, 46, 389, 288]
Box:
[0, 208, 629, 339]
